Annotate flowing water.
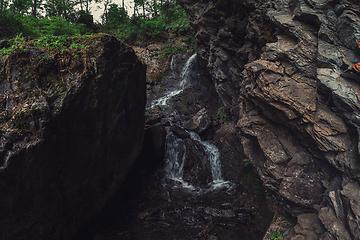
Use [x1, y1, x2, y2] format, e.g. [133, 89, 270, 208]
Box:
[149, 53, 199, 110]
[75, 53, 271, 240]
[151, 53, 232, 194]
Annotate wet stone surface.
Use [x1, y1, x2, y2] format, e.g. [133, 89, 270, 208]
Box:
[75, 52, 273, 240]
[75, 158, 271, 240]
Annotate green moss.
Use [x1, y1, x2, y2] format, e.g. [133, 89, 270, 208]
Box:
[83, 33, 108, 44]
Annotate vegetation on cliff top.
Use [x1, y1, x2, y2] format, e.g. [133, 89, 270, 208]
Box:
[0, 0, 195, 51]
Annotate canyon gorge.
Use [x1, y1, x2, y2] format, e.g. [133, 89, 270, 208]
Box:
[1, 0, 360, 239]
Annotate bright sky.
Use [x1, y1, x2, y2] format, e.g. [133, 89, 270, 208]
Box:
[91, 0, 134, 23]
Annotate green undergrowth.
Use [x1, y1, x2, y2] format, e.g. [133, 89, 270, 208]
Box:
[106, 3, 195, 47]
[270, 229, 284, 240]
[217, 99, 231, 121]
[0, 33, 100, 59]
[0, 11, 91, 39]
[0, 33, 111, 133]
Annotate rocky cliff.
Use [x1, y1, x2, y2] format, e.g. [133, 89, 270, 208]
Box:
[179, 0, 360, 238]
[0, 34, 146, 240]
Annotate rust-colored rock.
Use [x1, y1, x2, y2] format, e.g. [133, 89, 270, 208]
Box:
[178, 0, 360, 239]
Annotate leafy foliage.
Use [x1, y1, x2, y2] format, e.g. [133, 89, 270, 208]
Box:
[103, 0, 194, 47]
[270, 229, 284, 240]
[102, 4, 128, 27]
[0, 0, 195, 59]
[216, 99, 231, 121]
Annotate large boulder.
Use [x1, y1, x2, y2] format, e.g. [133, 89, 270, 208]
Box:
[179, 0, 360, 238]
[0, 34, 146, 240]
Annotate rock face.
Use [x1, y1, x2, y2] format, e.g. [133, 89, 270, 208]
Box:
[179, 0, 360, 238]
[0, 34, 146, 240]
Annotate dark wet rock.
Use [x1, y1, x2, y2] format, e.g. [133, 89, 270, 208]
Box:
[184, 108, 211, 134]
[171, 124, 190, 138]
[172, 81, 219, 119]
[279, 163, 324, 208]
[204, 207, 236, 218]
[139, 125, 166, 167]
[0, 34, 146, 240]
[137, 208, 160, 220]
[146, 105, 164, 126]
[183, 138, 213, 187]
[178, 0, 360, 238]
[214, 122, 246, 183]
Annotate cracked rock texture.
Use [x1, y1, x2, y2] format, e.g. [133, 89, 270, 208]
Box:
[178, 0, 360, 238]
[0, 34, 146, 240]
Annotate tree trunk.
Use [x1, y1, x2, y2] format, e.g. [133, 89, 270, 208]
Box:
[32, 0, 37, 16]
[153, 0, 157, 17]
[142, 2, 145, 18]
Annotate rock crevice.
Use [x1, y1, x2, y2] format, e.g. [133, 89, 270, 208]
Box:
[179, 0, 360, 238]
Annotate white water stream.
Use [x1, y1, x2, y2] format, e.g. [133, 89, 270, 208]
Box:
[151, 53, 231, 192]
[149, 54, 198, 109]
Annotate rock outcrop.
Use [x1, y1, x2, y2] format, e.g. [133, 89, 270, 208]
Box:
[0, 34, 146, 240]
[179, 0, 360, 238]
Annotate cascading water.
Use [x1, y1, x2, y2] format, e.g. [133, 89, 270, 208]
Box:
[163, 133, 194, 189]
[149, 53, 198, 109]
[76, 52, 270, 240]
[189, 132, 232, 191]
[150, 53, 231, 192]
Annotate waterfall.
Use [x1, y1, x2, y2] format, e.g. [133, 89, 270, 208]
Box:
[163, 133, 198, 191]
[163, 130, 231, 192]
[189, 132, 222, 181]
[150, 53, 231, 192]
[163, 133, 186, 181]
[179, 53, 198, 89]
[149, 53, 198, 109]
[189, 132, 232, 191]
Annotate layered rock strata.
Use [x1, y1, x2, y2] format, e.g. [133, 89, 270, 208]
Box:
[0, 34, 146, 240]
[179, 0, 360, 238]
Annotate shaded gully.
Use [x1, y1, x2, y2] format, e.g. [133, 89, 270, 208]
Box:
[75, 53, 273, 240]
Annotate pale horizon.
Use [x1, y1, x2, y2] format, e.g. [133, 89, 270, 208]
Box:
[90, 0, 134, 23]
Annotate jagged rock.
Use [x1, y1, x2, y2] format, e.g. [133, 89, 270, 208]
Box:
[184, 108, 211, 134]
[204, 207, 236, 218]
[146, 105, 164, 126]
[183, 138, 213, 187]
[0, 34, 146, 240]
[179, 0, 360, 239]
[341, 182, 360, 238]
[286, 213, 325, 239]
[319, 207, 352, 240]
[171, 125, 190, 138]
[214, 122, 246, 183]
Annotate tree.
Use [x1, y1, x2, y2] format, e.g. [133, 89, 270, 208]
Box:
[103, 3, 127, 26]
[10, 0, 32, 14]
[0, 0, 8, 11]
[43, 0, 77, 21]
[134, 0, 146, 18]
[101, 0, 112, 24]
